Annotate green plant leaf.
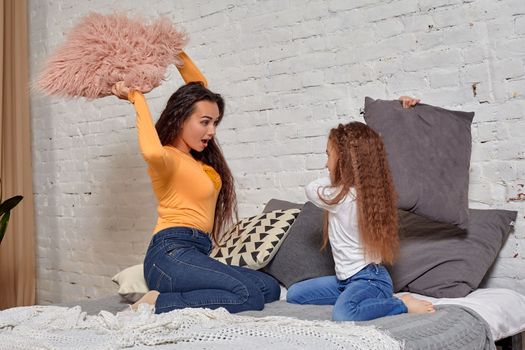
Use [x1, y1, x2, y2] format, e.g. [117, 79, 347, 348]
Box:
[0, 195, 23, 216]
[0, 211, 11, 245]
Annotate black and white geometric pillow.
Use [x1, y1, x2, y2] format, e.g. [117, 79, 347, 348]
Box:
[211, 208, 300, 270]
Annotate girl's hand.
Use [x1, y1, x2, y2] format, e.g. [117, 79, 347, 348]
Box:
[399, 96, 420, 108]
[111, 81, 131, 100]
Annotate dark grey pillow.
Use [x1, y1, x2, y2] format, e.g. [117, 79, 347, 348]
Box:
[261, 201, 335, 288]
[364, 97, 474, 230]
[389, 208, 517, 298]
[263, 199, 304, 213]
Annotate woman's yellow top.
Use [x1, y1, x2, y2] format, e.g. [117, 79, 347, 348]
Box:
[128, 51, 220, 234]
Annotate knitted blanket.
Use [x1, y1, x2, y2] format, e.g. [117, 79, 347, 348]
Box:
[0, 304, 401, 349]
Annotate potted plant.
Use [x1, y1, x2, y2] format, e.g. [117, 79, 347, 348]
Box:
[0, 179, 23, 245]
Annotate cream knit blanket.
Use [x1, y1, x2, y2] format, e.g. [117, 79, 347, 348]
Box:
[0, 304, 402, 349]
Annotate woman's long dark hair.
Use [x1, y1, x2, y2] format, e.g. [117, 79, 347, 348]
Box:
[156, 82, 237, 244]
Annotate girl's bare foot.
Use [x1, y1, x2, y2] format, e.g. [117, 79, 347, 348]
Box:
[130, 290, 160, 311]
[399, 295, 435, 314]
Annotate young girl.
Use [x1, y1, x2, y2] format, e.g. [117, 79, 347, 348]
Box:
[286, 119, 434, 321]
[112, 52, 280, 314]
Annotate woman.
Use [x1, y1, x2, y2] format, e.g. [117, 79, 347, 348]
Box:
[112, 52, 280, 314]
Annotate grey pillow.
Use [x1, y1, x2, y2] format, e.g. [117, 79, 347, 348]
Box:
[389, 208, 517, 298]
[261, 201, 335, 288]
[263, 199, 304, 213]
[364, 97, 474, 230]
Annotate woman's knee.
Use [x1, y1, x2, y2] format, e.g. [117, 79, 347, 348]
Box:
[242, 289, 265, 311]
[266, 276, 281, 303]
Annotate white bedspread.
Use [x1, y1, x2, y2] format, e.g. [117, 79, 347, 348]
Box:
[399, 288, 525, 340]
[0, 304, 401, 350]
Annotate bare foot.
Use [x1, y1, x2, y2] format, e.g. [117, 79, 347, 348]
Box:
[131, 290, 160, 311]
[399, 295, 435, 314]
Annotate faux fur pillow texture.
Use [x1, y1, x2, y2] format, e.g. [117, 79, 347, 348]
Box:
[37, 13, 187, 99]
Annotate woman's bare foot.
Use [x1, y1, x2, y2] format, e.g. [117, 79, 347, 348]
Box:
[399, 295, 435, 314]
[130, 290, 160, 311]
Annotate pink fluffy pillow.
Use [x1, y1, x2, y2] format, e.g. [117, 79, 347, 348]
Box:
[37, 13, 187, 99]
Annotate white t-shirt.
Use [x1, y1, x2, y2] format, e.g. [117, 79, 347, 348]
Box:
[305, 177, 368, 280]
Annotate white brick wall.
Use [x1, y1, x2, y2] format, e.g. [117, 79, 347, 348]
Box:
[28, 0, 525, 303]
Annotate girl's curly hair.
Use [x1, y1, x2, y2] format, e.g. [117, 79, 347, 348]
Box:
[320, 122, 399, 265]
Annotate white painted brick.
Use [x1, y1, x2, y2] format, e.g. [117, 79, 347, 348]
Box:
[362, 0, 419, 23]
[485, 17, 516, 40]
[476, 122, 509, 142]
[461, 45, 488, 65]
[442, 24, 481, 45]
[413, 30, 445, 51]
[418, 0, 462, 11]
[516, 15, 525, 35]
[375, 18, 405, 38]
[429, 70, 460, 89]
[505, 79, 525, 100]
[360, 34, 415, 61]
[310, 102, 337, 121]
[470, 142, 497, 163]
[352, 81, 388, 102]
[421, 87, 472, 107]
[306, 154, 326, 170]
[494, 140, 525, 161]
[291, 19, 324, 40]
[370, 57, 404, 78]
[506, 181, 525, 203]
[403, 49, 463, 72]
[494, 38, 525, 59]
[401, 14, 435, 33]
[301, 70, 324, 87]
[386, 72, 429, 92]
[431, 6, 467, 28]
[325, 0, 378, 13]
[492, 59, 525, 81]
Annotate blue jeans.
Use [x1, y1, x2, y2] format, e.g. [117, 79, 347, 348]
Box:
[143, 227, 280, 314]
[286, 264, 407, 321]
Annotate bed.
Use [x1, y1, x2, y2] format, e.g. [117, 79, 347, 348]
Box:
[30, 285, 519, 350]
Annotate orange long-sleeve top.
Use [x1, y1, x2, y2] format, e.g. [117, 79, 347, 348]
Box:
[127, 51, 220, 235]
[129, 91, 221, 234]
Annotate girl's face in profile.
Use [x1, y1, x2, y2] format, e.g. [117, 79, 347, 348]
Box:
[174, 100, 220, 153]
[326, 139, 338, 182]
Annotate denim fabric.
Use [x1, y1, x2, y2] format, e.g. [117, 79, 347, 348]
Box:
[286, 264, 408, 321]
[144, 227, 280, 314]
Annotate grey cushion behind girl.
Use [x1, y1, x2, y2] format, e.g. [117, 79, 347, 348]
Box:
[261, 200, 335, 288]
[364, 97, 474, 230]
[390, 208, 517, 298]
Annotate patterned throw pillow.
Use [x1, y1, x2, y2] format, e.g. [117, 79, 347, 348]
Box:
[211, 208, 300, 270]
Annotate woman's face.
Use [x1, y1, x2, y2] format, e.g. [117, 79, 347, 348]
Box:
[326, 139, 338, 182]
[174, 100, 220, 153]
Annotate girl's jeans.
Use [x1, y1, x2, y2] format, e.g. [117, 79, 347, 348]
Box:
[286, 264, 407, 321]
[144, 227, 281, 314]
